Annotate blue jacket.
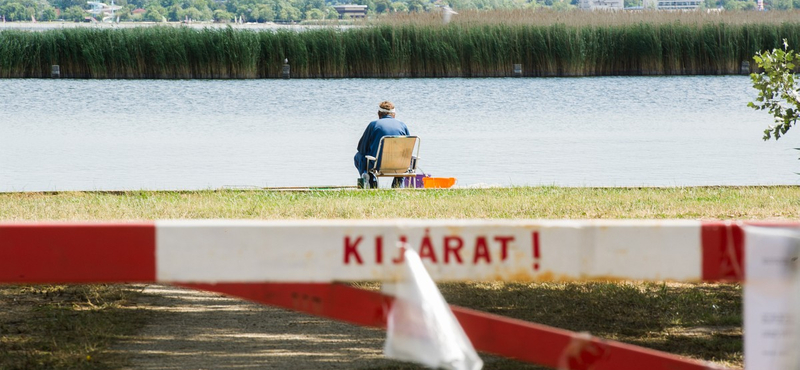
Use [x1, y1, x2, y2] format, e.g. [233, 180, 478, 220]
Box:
[354, 116, 410, 175]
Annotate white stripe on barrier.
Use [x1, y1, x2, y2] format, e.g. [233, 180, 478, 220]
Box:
[589, 220, 701, 281]
[155, 219, 704, 283]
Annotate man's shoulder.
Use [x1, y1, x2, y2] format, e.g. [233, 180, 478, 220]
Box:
[376, 117, 407, 129]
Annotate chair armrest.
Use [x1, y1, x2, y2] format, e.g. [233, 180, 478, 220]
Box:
[409, 156, 420, 172]
[365, 155, 378, 171]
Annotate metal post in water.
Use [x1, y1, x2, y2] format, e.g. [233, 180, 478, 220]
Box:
[51, 65, 60, 78]
[282, 58, 290, 79]
[740, 61, 750, 75]
[513, 63, 522, 77]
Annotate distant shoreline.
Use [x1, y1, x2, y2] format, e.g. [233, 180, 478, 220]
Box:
[0, 20, 352, 31]
[2, 185, 799, 195]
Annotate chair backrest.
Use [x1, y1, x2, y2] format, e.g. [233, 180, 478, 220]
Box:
[376, 136, 418, 174]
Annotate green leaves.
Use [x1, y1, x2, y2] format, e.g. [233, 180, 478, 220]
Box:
[749, 39, 800, 141]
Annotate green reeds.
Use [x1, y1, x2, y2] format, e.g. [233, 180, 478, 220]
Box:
[1, 17, 800, 78]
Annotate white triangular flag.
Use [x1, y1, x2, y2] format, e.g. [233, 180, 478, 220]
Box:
[383, 247, 483, 370]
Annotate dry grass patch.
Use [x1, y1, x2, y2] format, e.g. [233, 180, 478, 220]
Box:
[0, 285, 149, 369]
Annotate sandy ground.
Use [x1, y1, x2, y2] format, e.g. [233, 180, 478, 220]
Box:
[111, 284, 420, 370]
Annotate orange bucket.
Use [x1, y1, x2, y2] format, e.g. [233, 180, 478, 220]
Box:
[422, 177, 456, 189]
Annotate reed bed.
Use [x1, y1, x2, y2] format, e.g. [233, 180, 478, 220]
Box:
[1, 15, 800, 78]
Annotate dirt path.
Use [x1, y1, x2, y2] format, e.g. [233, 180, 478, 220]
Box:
[112, 285, 420, 370]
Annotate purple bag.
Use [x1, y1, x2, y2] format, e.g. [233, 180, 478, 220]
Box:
[403, 174, 429, 188]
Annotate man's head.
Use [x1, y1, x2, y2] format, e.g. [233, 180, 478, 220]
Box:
[378, 101, 396, 118]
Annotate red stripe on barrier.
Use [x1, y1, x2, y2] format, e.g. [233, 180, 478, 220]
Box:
[701, 221, 800, 282]
[180, 283, 391, 328]
[0, 223, 156, 283]
[186, 283, 725, 370]
[701, 222, 745, 282]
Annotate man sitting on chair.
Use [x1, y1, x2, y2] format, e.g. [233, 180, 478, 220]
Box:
[354, 101, 410, 188]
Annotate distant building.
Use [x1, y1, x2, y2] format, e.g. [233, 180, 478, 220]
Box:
[578, 0, 624, 10]
[333, 5, 368, 18]
[642, 0, 703, 9]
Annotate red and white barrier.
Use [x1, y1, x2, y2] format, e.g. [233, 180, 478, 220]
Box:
[3, 219, 793, 284]
[3, 219, 797, 370]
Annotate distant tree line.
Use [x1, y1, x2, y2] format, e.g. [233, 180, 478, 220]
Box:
[0, 0, 788, 23]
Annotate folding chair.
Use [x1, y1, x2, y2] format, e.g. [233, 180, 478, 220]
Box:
[363, 136, 420, 189]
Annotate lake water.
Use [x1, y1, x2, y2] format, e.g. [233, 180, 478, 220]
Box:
[1, 76, 798, 192]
